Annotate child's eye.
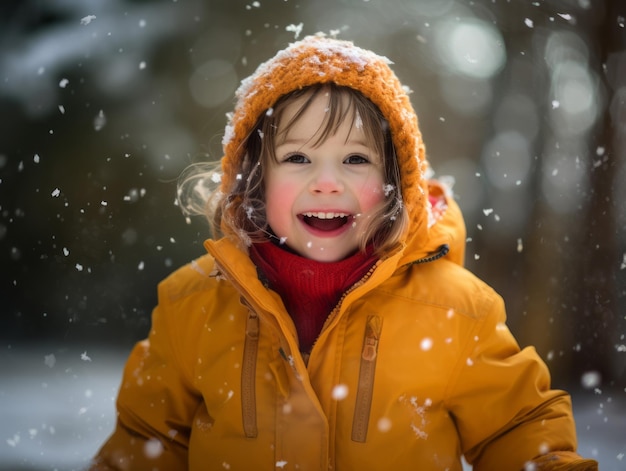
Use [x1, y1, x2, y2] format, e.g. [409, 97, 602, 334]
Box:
[283, 153, 309, 164]
[344, 154, 370, 165]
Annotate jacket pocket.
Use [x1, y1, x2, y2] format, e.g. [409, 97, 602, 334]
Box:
[351, 314, 382, 442]
[242, 308, 259, 438]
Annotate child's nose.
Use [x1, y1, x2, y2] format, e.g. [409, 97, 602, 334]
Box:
[309, 166, 344, 194]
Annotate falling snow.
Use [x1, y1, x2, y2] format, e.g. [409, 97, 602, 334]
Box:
[332, 384, 349, 400]
[286, 22, 304, 39]
[377, 417, 392, 432]
[44, 354, 56, 368]
[80, 15, 96, 25]
[581, 371, 602, 390]
[93, 110, 107, 131]
[420, 337, 433, 351]
[144, 438, 164, 459]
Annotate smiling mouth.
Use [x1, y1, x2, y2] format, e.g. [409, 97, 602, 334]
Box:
[300, 212, 351, 232]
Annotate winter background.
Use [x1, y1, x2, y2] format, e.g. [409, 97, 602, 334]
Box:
[0, 0, 624, 469]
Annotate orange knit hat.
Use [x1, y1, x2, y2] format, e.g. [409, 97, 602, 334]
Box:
[220, 34, 429, 236]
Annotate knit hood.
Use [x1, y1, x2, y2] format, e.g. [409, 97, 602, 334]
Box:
[219, 34, 454, 265]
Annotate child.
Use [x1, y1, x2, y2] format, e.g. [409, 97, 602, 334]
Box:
[90, 35, 598, 470]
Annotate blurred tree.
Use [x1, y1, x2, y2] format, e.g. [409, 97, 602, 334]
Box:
[570, 0, 625, 389]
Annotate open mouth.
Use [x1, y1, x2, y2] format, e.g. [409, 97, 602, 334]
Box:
[299, 212, 351, 232]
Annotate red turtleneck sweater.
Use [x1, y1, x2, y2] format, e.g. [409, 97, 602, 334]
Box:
[250, 242, 378, 353]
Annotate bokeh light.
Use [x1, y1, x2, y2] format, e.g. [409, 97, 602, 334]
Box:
[434, 17, 506, 79]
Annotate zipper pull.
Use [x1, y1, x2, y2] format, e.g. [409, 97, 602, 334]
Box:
[246, 310, 259, 339]
[362, 335, 378, 361]
[279, 346, 303, 381]
[362, 315, 382, 360]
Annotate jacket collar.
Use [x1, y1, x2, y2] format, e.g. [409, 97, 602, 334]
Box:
[389, 179, 466, 269]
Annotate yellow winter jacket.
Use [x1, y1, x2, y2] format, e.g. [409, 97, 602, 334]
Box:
[91, 182, 596, 471]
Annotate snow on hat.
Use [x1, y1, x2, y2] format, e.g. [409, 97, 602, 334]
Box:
[220, 34, 429, 236]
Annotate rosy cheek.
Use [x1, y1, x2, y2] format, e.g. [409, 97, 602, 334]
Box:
[359, 181, 386, 212]
[267, 181, 298, 201]
[266, 180, 299, 216]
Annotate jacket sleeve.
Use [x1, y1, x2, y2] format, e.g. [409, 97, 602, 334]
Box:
[446, 293, 598, 471]
[88, 281, 202, 470]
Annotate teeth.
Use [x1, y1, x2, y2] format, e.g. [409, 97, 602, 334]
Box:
[303, 212, 348, 219]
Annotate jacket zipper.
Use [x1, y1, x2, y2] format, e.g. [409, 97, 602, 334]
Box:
[316, 260, 382, 346]
[242, 306, 260, 438]
[351, 314, 383, 442]
[410, 243, 449, 265]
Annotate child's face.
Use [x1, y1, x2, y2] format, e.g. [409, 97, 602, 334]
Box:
[265, 92, 386, 262]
